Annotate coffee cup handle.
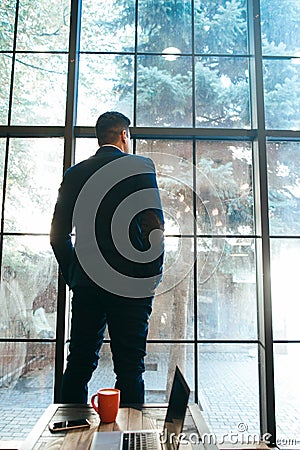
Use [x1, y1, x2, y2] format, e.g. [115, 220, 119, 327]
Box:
[91, 393, 98, 413]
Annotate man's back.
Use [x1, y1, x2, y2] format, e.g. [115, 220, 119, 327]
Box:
[51, 145, 164, 296]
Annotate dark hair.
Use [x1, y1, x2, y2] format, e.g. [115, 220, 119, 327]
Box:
[95, 111, 131, 145]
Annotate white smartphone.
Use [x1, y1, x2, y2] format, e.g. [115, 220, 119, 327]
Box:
[48, 418, 91, 432]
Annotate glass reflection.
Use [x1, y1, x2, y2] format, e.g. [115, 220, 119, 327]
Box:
[4, 138, 64, 233]
[1, 236, 58, 339]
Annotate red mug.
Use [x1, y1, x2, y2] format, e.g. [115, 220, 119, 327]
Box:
[91, 388, 120, 423]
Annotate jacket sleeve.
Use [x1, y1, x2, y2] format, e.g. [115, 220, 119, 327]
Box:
[50, 168, 75, 286]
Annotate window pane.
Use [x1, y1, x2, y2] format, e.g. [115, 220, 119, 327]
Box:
[0, 54, 12, 125]
[77, 55, 134, 126]
[88, 343, 195, 402]
[261, 0, 300, 56]
[194, 0, 248, 55]
[1, 236, 57, 339]
[198, 238, 257, 340]
[149, 237, 194, 339]
[16, 0, 70, 51]
[195, 57, 250, 128]
[136, 140, 193, 234]
[263, 60, 300, 130]
[0, 342, 55, 440]
[0, 0, 16, 50]
[274, 344, 300, 444]
[196, 141, 254, 235]
[81, 0, 135, 52]
[199, 344, 260, 442]
[0, 139, 5, 208]
[137, 55, 192, 127]
[75, 138, 98, 164]
[137, 0, 192, 53]
[11, 54, 68, 125]
[267, 142, 300, 235]
[137, 140, 195, 340]
[4, 138, 64, 233]
[145, 344, 194, 402]
[271, 239, 300, 340]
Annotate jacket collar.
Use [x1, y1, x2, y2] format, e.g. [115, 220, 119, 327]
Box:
[96, 145, 123, 155]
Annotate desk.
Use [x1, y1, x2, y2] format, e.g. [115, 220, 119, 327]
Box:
[19, 404, 271, 450]
[19, 403, 217, 450]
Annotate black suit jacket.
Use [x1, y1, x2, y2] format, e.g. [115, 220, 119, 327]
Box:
[50, 146, 164, 297]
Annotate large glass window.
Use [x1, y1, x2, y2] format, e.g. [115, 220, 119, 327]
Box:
[0, 141, 63, 440]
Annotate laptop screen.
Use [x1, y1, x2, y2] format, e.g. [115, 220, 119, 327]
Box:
[164, 366, 190, 441]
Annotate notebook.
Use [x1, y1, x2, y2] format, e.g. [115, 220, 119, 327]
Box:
[90, 366, 190, 450]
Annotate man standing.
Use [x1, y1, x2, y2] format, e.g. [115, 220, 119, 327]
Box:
[50, 111, 164, 405]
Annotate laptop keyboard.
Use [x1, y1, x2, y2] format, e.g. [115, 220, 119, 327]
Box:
[122, 431, 161, 450]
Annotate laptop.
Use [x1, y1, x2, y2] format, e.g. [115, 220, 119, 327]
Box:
[90, 366, 190, 450]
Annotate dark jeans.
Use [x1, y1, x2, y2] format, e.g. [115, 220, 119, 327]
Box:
[60, 286, 153, 405]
